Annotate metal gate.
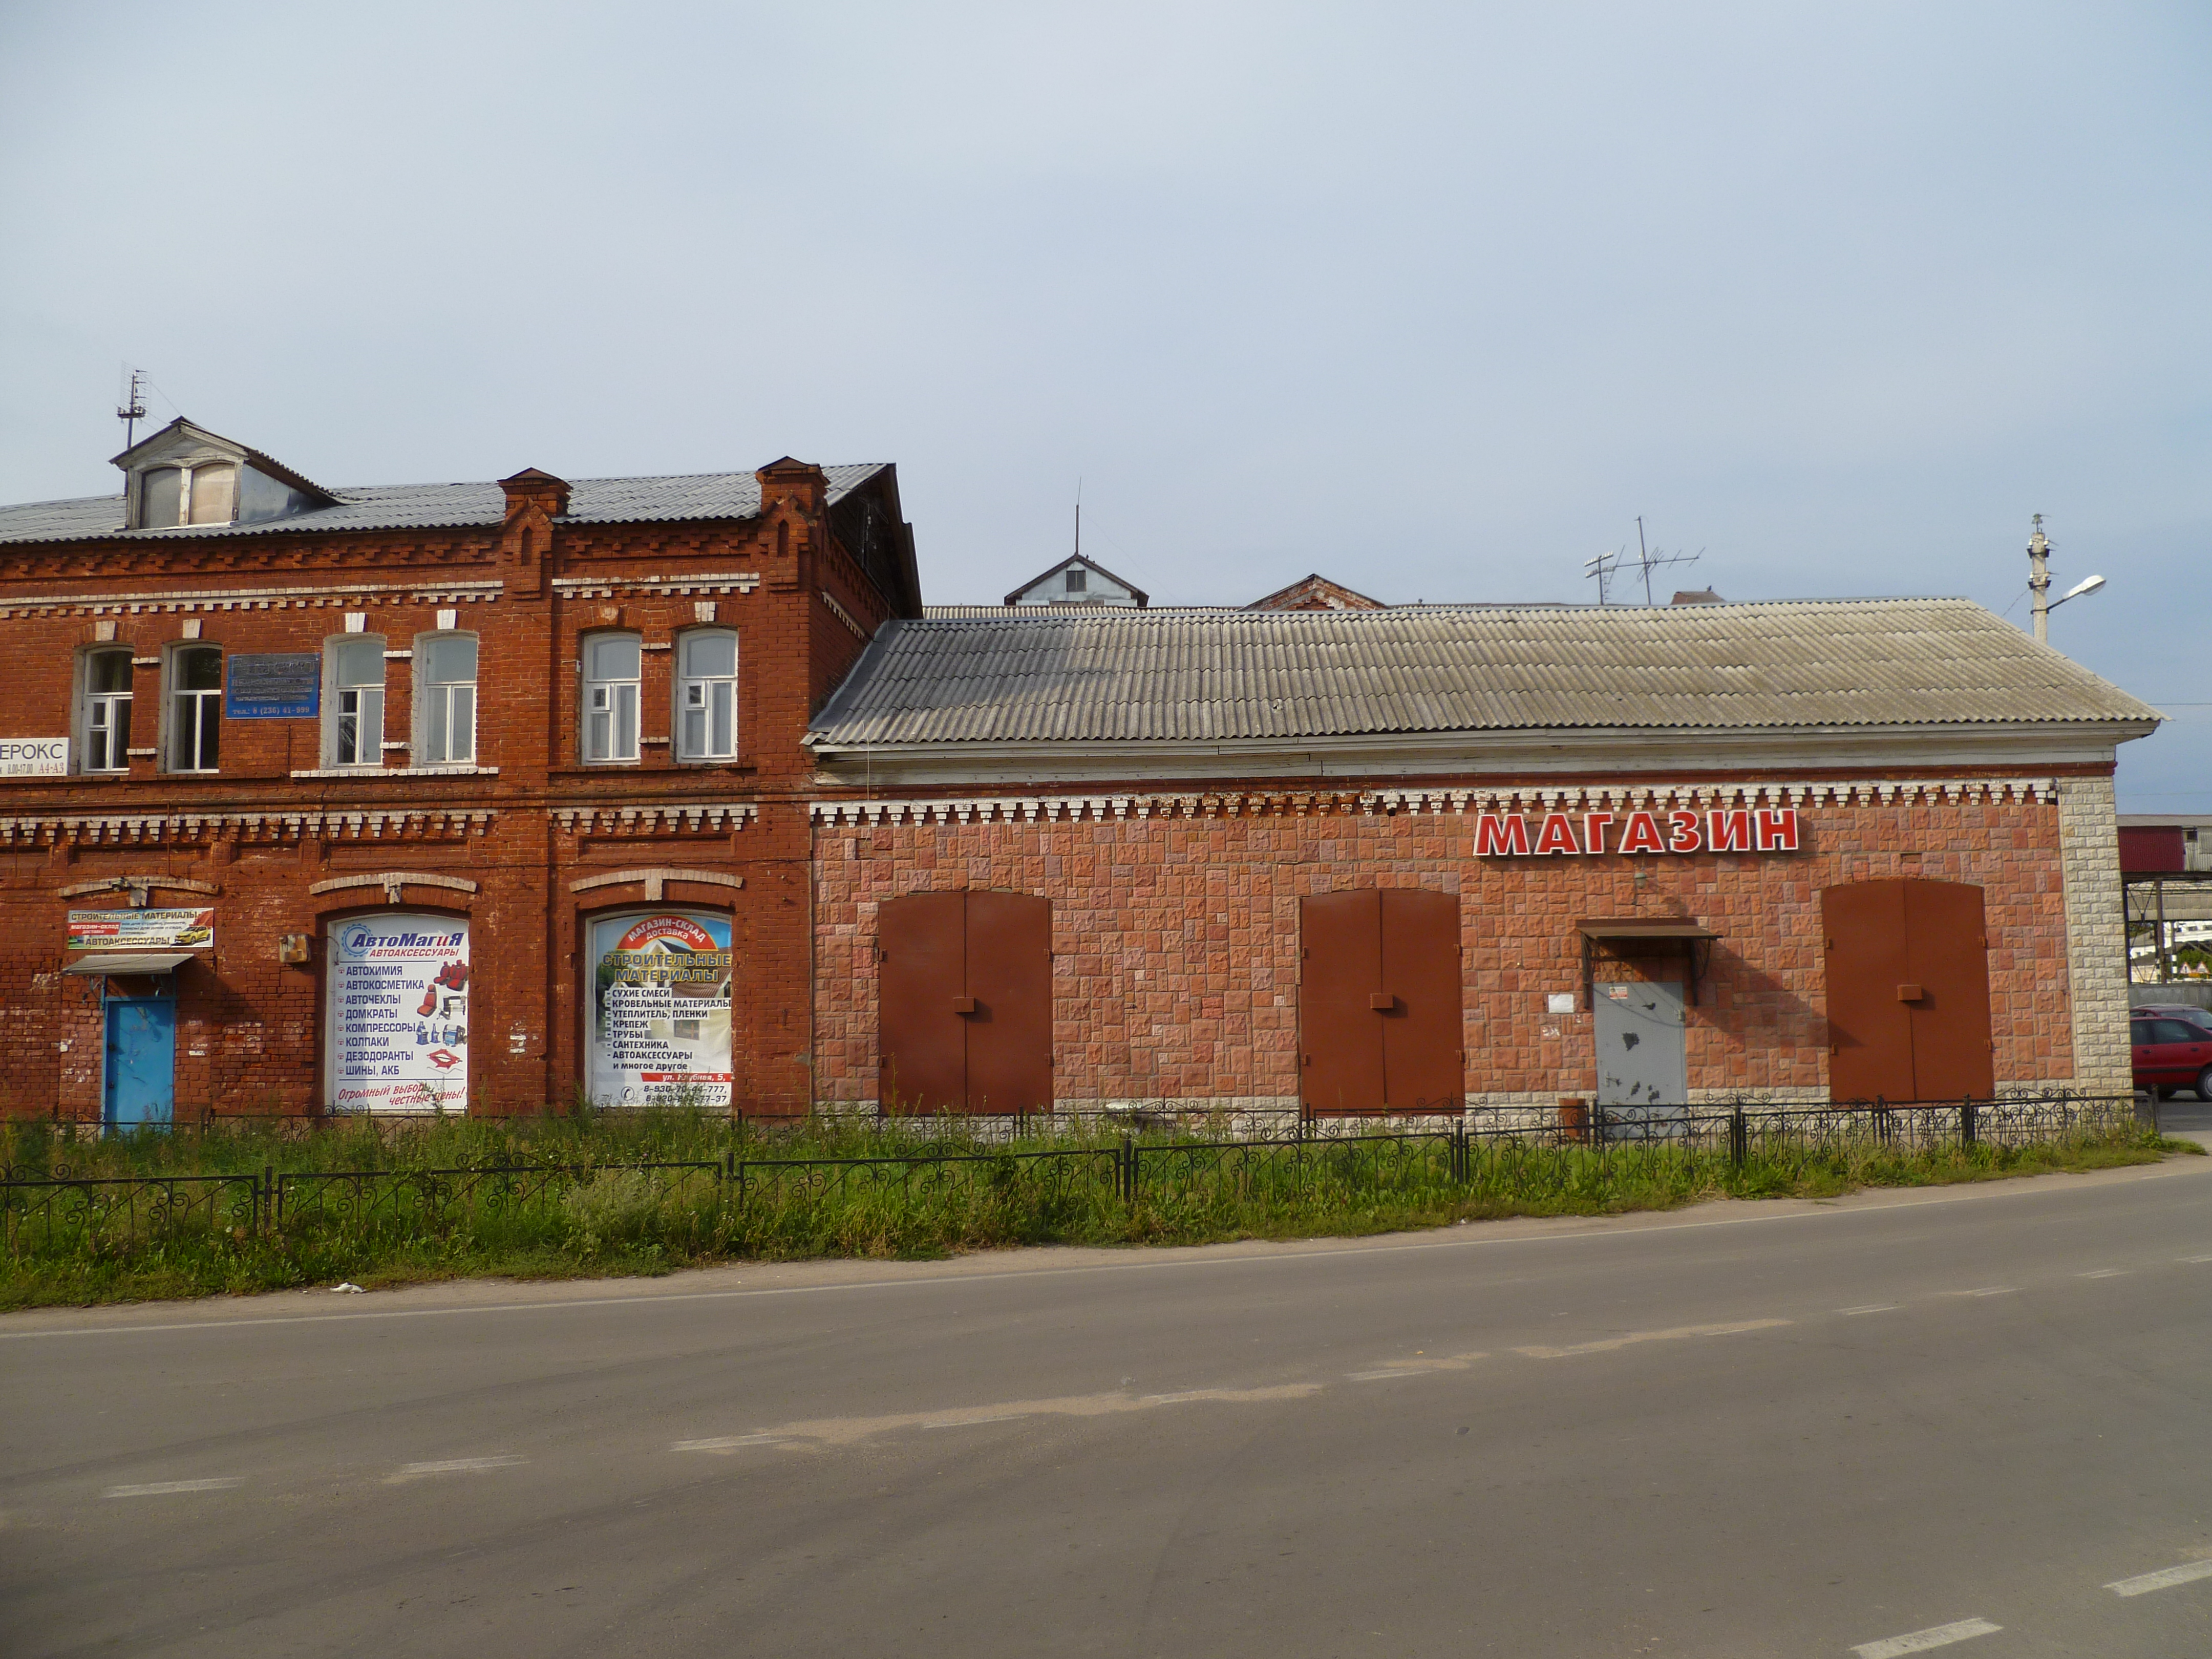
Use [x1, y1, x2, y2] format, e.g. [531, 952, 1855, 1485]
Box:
[1821, 879, 1995, 1102]
[1299, 888, 1463, 1114]
[877, 890, 1052, 1113]
[1592, 976, 1687, 1113]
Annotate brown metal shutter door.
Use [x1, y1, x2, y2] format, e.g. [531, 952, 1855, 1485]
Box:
[1301, 890, 1384, 1114]
[964, 891, 1054, 1114]
[1821, 880, 1913, 1102]
[1903, 881, 1995, 1100]
[1380, 888, 1463, 1110]
[877, 891, 967, 1113]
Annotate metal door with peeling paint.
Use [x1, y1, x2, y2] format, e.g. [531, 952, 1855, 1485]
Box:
[1592, 978, 1686, 1113]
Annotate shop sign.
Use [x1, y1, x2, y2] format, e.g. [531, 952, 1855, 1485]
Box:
[1473, 806, 1801, 857]
[0, 738, 68, 776]
[67, 907, 214, 951]
[225, 653, 320, 719]
[325, 916, 470, 1113]
[585, 911, 734, 1108]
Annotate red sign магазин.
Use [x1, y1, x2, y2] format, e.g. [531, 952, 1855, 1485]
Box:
[1473, 807, 1801, 857]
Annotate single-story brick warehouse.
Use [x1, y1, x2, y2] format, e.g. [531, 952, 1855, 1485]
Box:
[0, 423, 2161, 1121]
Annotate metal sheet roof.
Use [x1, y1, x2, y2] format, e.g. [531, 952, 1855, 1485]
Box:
[0, 464, 889, 546]
[807, 600, 2161, 746]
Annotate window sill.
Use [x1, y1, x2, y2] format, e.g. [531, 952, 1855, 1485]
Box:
[288, 764, 500, 779]
[548, 762, 756, 777]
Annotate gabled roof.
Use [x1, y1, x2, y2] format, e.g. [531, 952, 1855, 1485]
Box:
[0, 463, 895, 546]
[807, 598, 2162, 749]
[1246, 573, 1385, 611]
[1002, 552, 1148, 607]
[111, 416, 337, 505]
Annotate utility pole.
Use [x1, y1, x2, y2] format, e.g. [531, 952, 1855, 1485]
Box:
[2028, 514, 2052, 645]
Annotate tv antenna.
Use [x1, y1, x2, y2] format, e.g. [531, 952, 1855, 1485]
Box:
[116, 367, 148, 451]
[1584, 517, 1701, 605]
[1074, 477, 1081, 559]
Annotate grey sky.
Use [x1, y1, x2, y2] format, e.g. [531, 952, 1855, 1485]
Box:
[3, 3, 2204, 807]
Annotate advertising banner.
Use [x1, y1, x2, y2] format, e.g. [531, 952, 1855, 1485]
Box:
[67, 908, 214, 951]
[0, 738, 69, 777]
[225, 653, 320, 718]
[585, 911, 733, 1107]
[325, 915, 470, 1113]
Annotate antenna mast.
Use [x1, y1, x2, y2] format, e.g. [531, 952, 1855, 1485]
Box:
[1074, 478, 1082, 559]
[1632, 515, 1700, 604]
[116, 367, 147, 451]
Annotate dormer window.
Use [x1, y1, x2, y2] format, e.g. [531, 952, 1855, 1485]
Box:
[137, 463, 237, 528]
[115, 418, 336, 532]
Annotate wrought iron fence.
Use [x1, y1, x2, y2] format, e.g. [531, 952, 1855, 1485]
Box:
[0, 1171, 261, 1253]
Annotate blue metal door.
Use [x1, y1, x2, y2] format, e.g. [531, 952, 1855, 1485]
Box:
[103, 997, 176, 1127]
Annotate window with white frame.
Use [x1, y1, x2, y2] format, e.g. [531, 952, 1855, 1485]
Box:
[675, 630, 737, 761]
[80, 648, 134, 772]
[327, 636, 386, 767]
[168, 645, 222, 772]
[418, 633, 478, 766]
[138, 463, 237, 529]
[582, 633, 640, 763]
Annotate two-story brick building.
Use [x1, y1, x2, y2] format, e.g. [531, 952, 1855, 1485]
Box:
[0, 418, 917, 1122]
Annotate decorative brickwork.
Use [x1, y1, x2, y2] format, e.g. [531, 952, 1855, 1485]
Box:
[2058, 776, 2132, 1093]
[0, 458, 914, 1121]
[812, 781, 2082, 1111]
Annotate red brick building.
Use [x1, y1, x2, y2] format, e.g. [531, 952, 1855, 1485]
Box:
[0, 424, 2161, 1122]
[804, 604, 2159, 1115]
[0, 418, 917, 1121]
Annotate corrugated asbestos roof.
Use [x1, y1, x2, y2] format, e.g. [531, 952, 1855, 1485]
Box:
[807, 600, 2161, 745]
[0, 464, 889, 546]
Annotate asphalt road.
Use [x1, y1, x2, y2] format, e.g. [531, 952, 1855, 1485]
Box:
[6, 1154, 2212, 1659]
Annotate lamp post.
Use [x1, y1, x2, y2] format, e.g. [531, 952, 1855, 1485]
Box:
[2027, 515, 2104, 643]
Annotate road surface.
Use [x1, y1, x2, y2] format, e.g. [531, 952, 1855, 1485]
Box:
[5, 1153, 2212, 1657]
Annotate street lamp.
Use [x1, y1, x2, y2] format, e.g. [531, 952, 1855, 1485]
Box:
[2026, 516, 2107, 643]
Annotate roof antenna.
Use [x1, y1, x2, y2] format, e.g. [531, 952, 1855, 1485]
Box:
[1631, 515, 1700, 605]
[116, 366, 147, 451]
[1074, 477, 1081, 560]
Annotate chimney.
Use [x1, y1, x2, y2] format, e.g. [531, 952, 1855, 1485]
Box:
[498, 467, 570, 598]
[756, 457, 827, 591]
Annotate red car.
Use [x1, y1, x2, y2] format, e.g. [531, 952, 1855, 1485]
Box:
[2132, 1014, 2212, 1100]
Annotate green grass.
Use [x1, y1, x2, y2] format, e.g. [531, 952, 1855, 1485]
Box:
[0, 1112, 2190, 1311]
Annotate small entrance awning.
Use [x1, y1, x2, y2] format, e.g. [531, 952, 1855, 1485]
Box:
[1575, 920, 1723, 1007]
[62, 952, 194, 976]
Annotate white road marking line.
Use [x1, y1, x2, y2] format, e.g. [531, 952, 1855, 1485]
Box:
[104, 1478, 243, 1498]
[671, 1435, 788, 1453]
[922, 1414, 1026, 1429]
[2105, 1558, 2212, 1596]
[385, 1456, 526, 1483]
[1840, 1304, 1900, 1315]
[1945, 1287, 2018, 1297]
[1515, 1318, 1790, 1359]
[1850, 1615, 2001, 1656]
[2078, 1269, 2126, 1279]
[2180, 1254, 2212, 1263]
[1348, 1368, 1426, 1381]
[15, 1162, 2200, 1341]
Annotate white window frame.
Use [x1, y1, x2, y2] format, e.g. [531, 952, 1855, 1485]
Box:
[165, 643, 223, 773]
[135, 461, 238, 529]
[415, 631, 479, 767]
[78, 647, 135, 773]
[581, 631, 642, 764]
[324, 635, 387, 769]
[673, 628, 739, 763]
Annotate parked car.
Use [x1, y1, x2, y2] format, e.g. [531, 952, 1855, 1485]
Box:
[2132, 1003, 2212, 1034]
[2131, 1015, 2212, 1100]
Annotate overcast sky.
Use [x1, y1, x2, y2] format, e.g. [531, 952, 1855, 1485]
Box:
[2, 3, 2204, 809]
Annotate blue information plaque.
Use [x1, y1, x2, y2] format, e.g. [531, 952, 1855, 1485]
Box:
[225, 653, 320, 718]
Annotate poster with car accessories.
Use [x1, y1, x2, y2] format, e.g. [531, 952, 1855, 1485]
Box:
[67, 907, 214, 951]
[585, 910, 733, 1107]
[324, 914, 470, 1113]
